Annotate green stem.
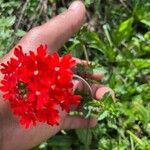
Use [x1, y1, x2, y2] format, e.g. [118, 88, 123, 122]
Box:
[103, 24, 113, 47]
[127, 130, 143, 146]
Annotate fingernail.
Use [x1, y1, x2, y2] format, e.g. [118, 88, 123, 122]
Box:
[69, 1, 81, 10]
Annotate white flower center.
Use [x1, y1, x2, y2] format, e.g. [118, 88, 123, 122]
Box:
[51, 84, 56, 89]
[35, 91, 40, 95]
[54, 67, 60, 71]
[34, 70, 39, 75]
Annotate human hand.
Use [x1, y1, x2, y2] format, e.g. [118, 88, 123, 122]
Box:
[0, 1, 112, 150]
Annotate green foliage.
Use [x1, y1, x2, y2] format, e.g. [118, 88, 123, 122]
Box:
[0, 0, 150, 149]
[0, 16, 16, 56]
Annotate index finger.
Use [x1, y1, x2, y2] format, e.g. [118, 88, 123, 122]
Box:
[18, 1, 86, 53]
[1, 1, 86, 63]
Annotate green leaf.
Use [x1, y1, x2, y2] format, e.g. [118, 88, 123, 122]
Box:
[127, 130, 144, 146]
[98, 110, 109, 121]
[132, 59, 150, 69]
[144, 31, 150, 39]
[48, 135, 73, 147]
[134, 1, 150, 26]
[112, 17, 134, 45]
[84, 0, 94, 6]
[75, 129, 92, 146]
[15, 29, 26, 37]
[0, 16, 16, 27]
[81, 31, 104, 52]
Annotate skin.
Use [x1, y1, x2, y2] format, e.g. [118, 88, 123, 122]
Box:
[0, 1, 112, 150]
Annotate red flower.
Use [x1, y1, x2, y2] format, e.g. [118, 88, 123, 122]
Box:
[0, 45, 81, 128]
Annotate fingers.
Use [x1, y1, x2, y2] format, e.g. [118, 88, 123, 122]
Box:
[73, 58, 104, 80]
[73, 80, 114, 100]
[74, 58, 91, 66]
[40, 1, 86, 51]
[18, 1, 86, 53]
[61, 115, 97, 129]
[90, 84, 114, 100]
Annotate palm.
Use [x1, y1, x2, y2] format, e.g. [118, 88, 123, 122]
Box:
[0, 1, 111, 150]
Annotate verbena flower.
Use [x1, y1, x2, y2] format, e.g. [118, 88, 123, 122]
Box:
[0, 45, 81, 128]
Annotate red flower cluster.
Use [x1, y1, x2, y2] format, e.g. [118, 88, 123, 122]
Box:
[0, 45, 81, 128]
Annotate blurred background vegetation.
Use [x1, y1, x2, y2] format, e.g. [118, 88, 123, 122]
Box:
[0, 0, 150, 149]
